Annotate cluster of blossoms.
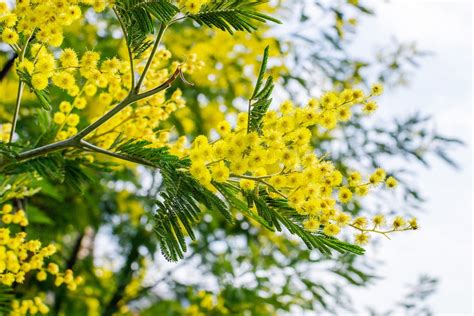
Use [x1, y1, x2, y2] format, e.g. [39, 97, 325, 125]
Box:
[1, 0, 207, 149]
[21, 46, 132, 141]
[0, 204, 82, 314]
[187, 84, 417, 244]
[10, 297, 50, 315]
[14, 40, 199, 146]
[89, 48, 197, 149]
[0, 0, 101, 48]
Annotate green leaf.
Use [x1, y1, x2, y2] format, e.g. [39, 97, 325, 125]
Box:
[248, 46, 274, 133]
[252, 192, 365, 256]
[154, 162, 233, 262]
[188, 0, 281, 35]
[2, 154, 65, 182]
[25, 204, 54, 225]
[0, 286, 13, 314]
[115, 0, 179, 57]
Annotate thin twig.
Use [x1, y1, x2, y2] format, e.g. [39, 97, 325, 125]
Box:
[134, 23, 168, 94]
[113, 7, 136, 89]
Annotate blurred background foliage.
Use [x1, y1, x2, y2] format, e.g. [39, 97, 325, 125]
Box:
[0, 0, 463, 315]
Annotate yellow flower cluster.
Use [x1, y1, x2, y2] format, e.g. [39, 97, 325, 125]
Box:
[28, 45, 189, 145]
[0, 0, 96, 48]
[187, 84, 415, 243]
[88, 47, 198, 149]
[2, 1, 205, 148]
[0, 203, 82, 313]
[11, 297, 50, 315]
[350, 214, 418, 245]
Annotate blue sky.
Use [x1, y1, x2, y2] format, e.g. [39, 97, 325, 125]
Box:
[347, 1, 472, 314]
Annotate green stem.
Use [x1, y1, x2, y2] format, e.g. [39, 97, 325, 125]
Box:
[9, 29, 36, 143]
[113, 7, 135, 89]
[134, 23, 168, 94]
[9, 81, 25, 143]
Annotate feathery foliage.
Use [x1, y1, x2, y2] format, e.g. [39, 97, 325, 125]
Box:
[155, 165, 233, 261]
[248, 45, 274, 133]
[114, 0, 179, 57]
[0, 286, 13, 314]
[188, 0, 281, 34]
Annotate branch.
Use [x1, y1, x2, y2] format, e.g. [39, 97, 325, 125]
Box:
[11, 67, 184, 163]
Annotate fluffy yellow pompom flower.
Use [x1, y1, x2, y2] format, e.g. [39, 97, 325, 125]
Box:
[53, 112, 66, 125]
[59, 48, 79, 68]
[363, 101, 378, 114]
[371, 83, 384, 96]
[239, 179, 255, 191]
[59, 101, 72, 113]
[385, 176, 398, 188]
[176, 0, 207, 14]
[31, 74, 49, 90]
[392, 216, 406, 230]
[323, 223, 340, 236]
[354, 233, 370, 245]
[52, 71, 76, 90]
[303, 218, 320, 232]
[372, 214, 386, 227]
[1, 28, 19, 45]
[211, 162, 230, 183]
[338, 187, 352, 204]
[66, 114, 80, 127]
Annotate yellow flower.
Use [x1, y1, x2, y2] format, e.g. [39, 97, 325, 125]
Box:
[363, 101, 378, 114]
[239, 179, 255, 191]
[354, 233, 370, 245]
[408, 217, 418, 230]
[385, 176, 398, 189]
[216, 120, 231, 137]
[59, 48, 79, 68]
[52, 71, 76, 90]
[53, 112, 66, 125]
[1, 28, 19, 45]
[303, 218, 320, 232]
[59, 101, 72, 113]
[352, 216, 368, 229]
[323, 223, 340, 236]
[372, 214, 386, 227]
[371, 83, 384, 96]
[338, 187, 352, 204]
[31, 74, 49, 90]
[66, 114, 80, 127]
[392, 216, 406, 230]
[211, 162, 230, 183]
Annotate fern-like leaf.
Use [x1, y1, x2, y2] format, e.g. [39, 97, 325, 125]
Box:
[115, 0, 179, 57]
[188, 0, 281, 35]
[154, 163, 233, 261]
[248, 46, 274, 133]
